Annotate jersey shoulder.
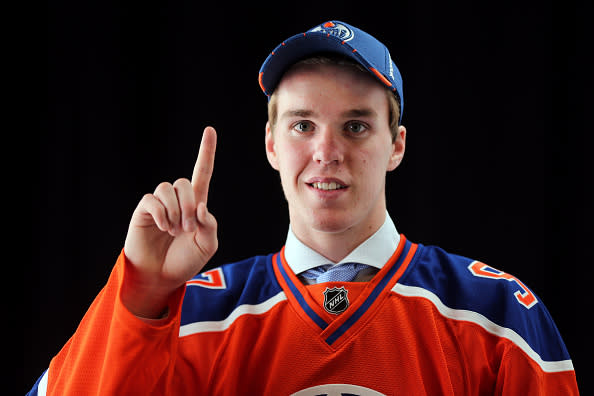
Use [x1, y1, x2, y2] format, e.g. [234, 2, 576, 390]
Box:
[399, 243, 571, 363]
[180, 253, 283, 326]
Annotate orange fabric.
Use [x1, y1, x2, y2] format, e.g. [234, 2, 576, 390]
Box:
[175, 289, 578, 395]
[43, 250, 579, 395]
[46, 251, 185, 396]
[494, 342, 579, 395]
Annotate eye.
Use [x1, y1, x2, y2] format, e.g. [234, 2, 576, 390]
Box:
[292, 121, 314, 133]
[345, 121, 368, 134]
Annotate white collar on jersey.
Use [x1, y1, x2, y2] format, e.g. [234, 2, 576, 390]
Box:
[284, 211, 400, 275]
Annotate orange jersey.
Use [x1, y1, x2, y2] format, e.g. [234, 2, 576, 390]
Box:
[29, 237, 579, 395]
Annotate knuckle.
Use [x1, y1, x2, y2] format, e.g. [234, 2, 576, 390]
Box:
[175, 180, 196, 213]
[138, 193, 157, 209]
[173, 178, 191, 188]
[154, 181, 173, 194]
[141, 193, 154, 202]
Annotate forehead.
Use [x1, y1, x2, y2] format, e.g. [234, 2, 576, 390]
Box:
[274, 63, 389, 117]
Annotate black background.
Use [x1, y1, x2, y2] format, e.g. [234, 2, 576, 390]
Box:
[24, 0, 592, 393]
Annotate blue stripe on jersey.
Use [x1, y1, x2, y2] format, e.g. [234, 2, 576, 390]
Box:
[398, 244, 572, 363]
[326, 240, 413, 345]
[275, 253, 329, 330]
[181, 254, 283, 326]
[26, 369, 47, 396]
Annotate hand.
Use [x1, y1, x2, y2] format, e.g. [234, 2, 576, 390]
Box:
[122, 126, 218, 318]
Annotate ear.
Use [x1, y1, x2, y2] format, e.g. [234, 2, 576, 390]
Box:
[265, 121, 280, 171]
[387, 125, 406, 172]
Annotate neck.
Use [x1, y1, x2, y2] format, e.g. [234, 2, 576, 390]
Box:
[290, 207, 387, 263]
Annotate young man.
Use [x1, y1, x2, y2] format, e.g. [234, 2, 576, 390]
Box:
[29, 21, 578, 395]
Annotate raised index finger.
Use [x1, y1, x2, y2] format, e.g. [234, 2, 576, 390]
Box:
[191, 126, 217, 204]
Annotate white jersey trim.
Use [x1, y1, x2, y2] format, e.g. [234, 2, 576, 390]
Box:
[392, 283, 574, 373]
[179, 291, 287, 338]
[38, 369, 48, 396]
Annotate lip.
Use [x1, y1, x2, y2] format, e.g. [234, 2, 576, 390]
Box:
[305, 177, 348, 186]
[304, 177, 349, 197]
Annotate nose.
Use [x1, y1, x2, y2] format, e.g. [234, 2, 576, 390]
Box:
[312, 128, 344, 166]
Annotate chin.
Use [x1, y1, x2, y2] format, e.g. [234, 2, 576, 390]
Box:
[308, 209, 356, 234]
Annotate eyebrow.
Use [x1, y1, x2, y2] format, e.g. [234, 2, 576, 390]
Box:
[280, 109, 316, 119]
[279, 108, 377, 120]
[341, 108, 377, 118]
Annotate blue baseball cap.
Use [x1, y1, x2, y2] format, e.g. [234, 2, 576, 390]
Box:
[258, 20, 404, 123]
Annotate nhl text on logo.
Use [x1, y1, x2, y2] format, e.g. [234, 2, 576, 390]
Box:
[323, 286, 349, 314]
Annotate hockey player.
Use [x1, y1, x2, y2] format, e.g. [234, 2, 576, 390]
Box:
[29, 20, 579, 395]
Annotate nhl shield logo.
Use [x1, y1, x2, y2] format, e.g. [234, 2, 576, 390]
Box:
[323, 287, 349, 314]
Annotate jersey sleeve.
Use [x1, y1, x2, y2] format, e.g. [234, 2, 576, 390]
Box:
[495, 342, 579, 395]
[400, 245, 580, 395]
[28, 250, 186, 396]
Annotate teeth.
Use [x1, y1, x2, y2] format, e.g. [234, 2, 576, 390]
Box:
[311, 182, 344, 190]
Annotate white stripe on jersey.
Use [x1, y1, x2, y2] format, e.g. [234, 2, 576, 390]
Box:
[392, 283, 574, 373]
[38, 370, 48, 396]
[179, 291, 287, 337]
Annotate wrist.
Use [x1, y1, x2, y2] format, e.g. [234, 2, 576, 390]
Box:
[120, 279, 172, 319]
[120, 255, 181, 319]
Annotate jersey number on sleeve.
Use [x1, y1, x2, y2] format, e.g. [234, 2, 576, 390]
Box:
[468, 261, 538, 309]
[186, 268, 227, 289]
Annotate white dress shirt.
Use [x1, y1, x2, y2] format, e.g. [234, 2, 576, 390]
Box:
[284, 212, 400, 284]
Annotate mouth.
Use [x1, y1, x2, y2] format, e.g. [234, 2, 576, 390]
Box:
[308, 181, 347, 191]
[305, 178, 348, 192]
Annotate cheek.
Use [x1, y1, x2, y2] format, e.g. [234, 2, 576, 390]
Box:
[356, 148, 390, 185]
[277, 142, 308, 181]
